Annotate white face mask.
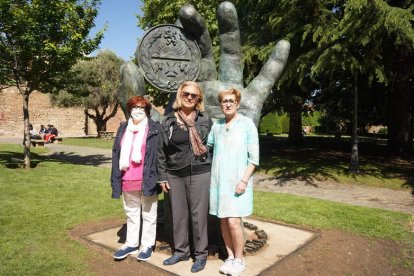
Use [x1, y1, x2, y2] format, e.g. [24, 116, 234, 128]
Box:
[131, 108, 146, 121]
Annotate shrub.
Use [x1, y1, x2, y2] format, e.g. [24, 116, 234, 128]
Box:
[378, 127, 388, 134]
[259, 112, 282, 135]
[280, 113, 290, 133]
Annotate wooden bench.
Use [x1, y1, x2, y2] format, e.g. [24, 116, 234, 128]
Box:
[31, 139, 45, 147]
[98, 131, 115, 140]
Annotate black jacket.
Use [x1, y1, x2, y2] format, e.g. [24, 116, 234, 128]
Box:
[111, 118, 161, 198]
[157, 110, 212, 182]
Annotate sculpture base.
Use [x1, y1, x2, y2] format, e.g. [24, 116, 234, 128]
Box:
[155, 219, 269, 259]
[82, 218, 317, 276]
[156, 196, 268, 259]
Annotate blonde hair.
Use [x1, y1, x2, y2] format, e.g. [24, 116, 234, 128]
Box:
[218, 88, 241, 103]
[173, 81, 205, 111]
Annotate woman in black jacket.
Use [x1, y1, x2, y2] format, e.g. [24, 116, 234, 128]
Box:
[111, 96, 161, 262]
[157, 81, 212, 273]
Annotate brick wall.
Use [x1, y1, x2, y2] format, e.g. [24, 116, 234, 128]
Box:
[0, 87, 126, 137]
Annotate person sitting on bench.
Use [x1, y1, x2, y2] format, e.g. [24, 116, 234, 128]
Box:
[44, 124, 58, 143]
[29, 124, 41, 140]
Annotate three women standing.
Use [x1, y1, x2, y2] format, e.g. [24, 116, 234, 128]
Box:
[157, 81, 212, 273]
[208, 88, 259, 275]
[111, 86, 258, 276]
[111, 96, 161, 261]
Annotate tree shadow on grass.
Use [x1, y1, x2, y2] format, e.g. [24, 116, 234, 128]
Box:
[0, 150, 45, 168]
[0, 150, 112, 168]
[43, 151, 112, 167]
[259, 135, 414, 194]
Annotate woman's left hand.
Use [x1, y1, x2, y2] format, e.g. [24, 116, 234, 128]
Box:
[235, 181, 247, 195]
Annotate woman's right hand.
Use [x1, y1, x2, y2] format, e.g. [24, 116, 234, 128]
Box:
[159, 181, 170, 193]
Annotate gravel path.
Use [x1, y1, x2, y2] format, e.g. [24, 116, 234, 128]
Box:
[255, 173, 413, 215]
[1, 138, 413, 215]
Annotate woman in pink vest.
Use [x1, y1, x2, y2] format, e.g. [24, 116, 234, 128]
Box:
[111, 96, 161, 261]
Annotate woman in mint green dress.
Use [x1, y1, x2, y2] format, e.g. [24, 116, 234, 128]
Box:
[207, 88, 259, 276]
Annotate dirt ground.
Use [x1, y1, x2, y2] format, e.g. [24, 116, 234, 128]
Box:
[70, 219, 413, 276]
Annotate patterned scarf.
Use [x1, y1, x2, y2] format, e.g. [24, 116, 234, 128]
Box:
[177, 110, 207, 157]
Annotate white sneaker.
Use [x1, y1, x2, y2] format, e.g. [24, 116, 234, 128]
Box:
[219, 257, 234, 274]
[228, 258, 246, 276]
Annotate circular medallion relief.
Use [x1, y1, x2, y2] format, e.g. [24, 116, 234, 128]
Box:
[137, 24, 201, 93]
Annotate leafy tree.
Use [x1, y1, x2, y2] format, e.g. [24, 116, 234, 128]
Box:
[52, 50, 124, 133]
[240, 0, 414, 153]
[303, 110, 322, 131]
[314, 74, 389, 135]
[312, 0, 414, 154]
[235, 0, 342, 144]
[139, 0, 219, 32]
[0, 0, 103, 168]
[138, 0, 414, 154]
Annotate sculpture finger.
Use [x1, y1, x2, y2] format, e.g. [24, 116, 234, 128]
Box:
[246, 40, 290, 106]
[119, 61, 146, 118]
[178, 4, 217, 81]
[217, 1, 243, 85]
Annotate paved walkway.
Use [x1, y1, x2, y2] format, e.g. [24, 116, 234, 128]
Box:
[255, 173, 413, 215]
[1, 137, 413, 215]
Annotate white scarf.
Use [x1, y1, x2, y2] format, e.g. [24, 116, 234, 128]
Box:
[119, 117, 148, 171]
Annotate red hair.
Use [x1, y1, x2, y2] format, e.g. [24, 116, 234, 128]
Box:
[126, 96, 152, 116]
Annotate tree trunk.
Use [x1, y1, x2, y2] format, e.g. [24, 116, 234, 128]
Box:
[387, 78, 412, 155]
[95, 117, 106, 132]
[86, 103, 119, 134]
[288, 101, 303, 145]
[349, 75, 359, 173]
[84, 109, 89, 135]
[22, 92, 31, 169]
[86, 110, 106, 133]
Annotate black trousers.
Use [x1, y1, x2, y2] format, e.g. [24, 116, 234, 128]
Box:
[167, 171, 211, 259]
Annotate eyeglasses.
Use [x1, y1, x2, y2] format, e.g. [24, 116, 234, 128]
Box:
[221, 99, 237, 105]
[182, 91, 199, 100]
[132, 106, 146, 111]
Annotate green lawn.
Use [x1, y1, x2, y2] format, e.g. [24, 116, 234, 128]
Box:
[254, 191, 412, 241]
[62, 137, 114, 149]
[59, 135, 414, 190]
[259, 135, 414, 190]
[0, 144, 123, 275]
[0, 143, 413, 274]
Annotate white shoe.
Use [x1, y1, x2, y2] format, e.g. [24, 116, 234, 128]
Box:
[219, 257, 234, 274]
[228, 258, 246, 276]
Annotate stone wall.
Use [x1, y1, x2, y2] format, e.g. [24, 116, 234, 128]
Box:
[0, 87, 126, 137]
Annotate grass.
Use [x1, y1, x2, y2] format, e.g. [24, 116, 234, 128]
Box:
[0, 143, 413, 274]
[254, 191, 413, 241]
[259, 135, 414, 190]
[58, 135, 414, 190]
[0, 144, 123, 275]
[0, 143, 49, 156]
[62, 137, 114, 149]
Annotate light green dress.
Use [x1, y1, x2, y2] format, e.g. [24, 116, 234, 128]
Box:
[208, 114, 259, 218]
